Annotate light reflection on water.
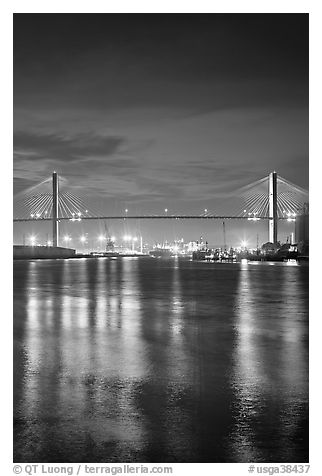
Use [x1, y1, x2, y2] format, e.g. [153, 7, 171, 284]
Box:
[229, 262, 308, 462]
[13, 258, 308, 462]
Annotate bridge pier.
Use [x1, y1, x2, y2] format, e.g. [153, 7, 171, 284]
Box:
[268, 171, 278, 244]
[52, 171, 59, 247]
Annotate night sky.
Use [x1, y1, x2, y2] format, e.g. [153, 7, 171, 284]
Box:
[13, 14, 309, 247]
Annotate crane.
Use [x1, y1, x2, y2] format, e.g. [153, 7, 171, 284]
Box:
[104, 222, 115, 251]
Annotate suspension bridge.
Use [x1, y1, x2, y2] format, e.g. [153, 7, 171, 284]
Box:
[13, 171, 309, 247]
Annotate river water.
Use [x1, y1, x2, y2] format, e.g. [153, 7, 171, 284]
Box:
[13, 257, 309, 463]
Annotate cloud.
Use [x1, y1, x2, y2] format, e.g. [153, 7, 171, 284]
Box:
[13, 131, 125, 163]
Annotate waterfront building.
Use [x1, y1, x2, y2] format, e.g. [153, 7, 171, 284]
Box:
[295, 203, 309, 255]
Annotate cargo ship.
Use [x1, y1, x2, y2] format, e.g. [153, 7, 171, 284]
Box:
[149, 247, 173, 258]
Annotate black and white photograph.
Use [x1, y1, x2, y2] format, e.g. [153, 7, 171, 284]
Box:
[12, 7, 311, 471]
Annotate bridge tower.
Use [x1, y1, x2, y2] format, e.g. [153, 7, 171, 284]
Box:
[52, 171, 59, 247]
[268, 171, 278, 244]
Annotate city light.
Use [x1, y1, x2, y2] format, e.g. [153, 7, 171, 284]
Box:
[165, 208, 168, 213]
[125, 209, 128, 213]
[80, 235, 86, 243]
[248, 211, 260, 221]
[111, 236, 116, 242]
[29, 235, 36, 246]
[241, 240, 248, 248]
[98, 235, 105, 241]
[63, 235, 71, 243]
[204, 209, 208, 213]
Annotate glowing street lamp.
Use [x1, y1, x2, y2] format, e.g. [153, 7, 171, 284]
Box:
[131, 236, 138, 251]
[204, 209, 208, 214]
[97, 234, 105, 250]
[80, 235, 86, 243]
[30, 235, 36, 246]
[63, 235, 71, 244]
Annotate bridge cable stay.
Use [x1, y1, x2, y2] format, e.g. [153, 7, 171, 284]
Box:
[13, 172, 308, 221]
[13, 174, 106, 220]
[219, 174, 309, 219]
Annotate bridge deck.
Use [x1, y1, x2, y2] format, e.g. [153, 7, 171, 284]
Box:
[13, 215, 288, 222]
